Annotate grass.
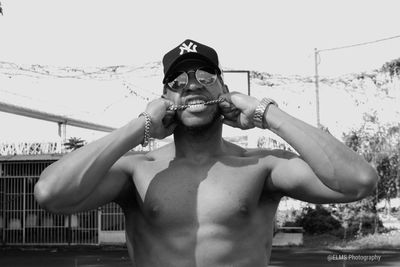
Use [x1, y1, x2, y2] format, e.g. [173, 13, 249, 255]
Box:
[334, 230, 400, 250]
[303, 230, 400, 250]
[303, 233, 343, 248]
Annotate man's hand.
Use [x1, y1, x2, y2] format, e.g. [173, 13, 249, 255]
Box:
[219, 92, 260, 129]
[144, 98, 177, 139]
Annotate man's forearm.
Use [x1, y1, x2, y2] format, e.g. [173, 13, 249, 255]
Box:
[35, 117, 146, 210]
[265, 105, 378, 195]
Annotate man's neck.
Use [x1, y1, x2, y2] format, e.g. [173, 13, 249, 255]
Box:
[173, 120, 225, 161]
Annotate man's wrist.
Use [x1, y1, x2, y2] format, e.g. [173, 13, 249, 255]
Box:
[253, 98, 278, 129]
[138, 112, 152, 147]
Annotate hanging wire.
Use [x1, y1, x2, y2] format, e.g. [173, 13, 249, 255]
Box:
[318, 34, 400, 53]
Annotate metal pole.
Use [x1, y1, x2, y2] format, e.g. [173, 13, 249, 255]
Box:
[98, 207, 101, 245]
[247, 71, 251, 96]
[58, 122, 67, 143]
[58, 122, 67, 153]
[1, 164, 5, 244]
[314, 48, 321, 128]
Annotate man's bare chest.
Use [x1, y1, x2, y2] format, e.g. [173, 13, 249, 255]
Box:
[130, 158, 271, 226]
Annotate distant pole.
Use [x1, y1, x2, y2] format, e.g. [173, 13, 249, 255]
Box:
[246, 70, 251, 96]
[58, 122, 66, 142]
[314, 48, 321, 128]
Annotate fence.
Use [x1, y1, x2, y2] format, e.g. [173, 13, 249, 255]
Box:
[0, 142, 63, 156]
[0, 155, 124, 245]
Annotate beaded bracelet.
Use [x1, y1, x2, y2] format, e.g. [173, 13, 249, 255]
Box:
[138, 112, 152, 147]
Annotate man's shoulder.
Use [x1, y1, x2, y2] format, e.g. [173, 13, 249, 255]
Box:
[221, 140, 298, 163]
[119, 150, 148, 162]
[120, 143, 175, 163]
[114, 150, 153, 171]
[243, 146, 298, 160]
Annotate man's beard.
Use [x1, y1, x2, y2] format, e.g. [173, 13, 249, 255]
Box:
[177, 109, 222, 135]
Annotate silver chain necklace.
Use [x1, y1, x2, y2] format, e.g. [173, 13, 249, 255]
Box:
[167, 98, 224, 111]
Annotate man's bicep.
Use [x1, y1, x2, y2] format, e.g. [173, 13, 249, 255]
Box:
[269, 157, 357, 204]
[71, 159, 133, 212]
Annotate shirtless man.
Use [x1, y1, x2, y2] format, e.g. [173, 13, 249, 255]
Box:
[34, 39, 378, 267]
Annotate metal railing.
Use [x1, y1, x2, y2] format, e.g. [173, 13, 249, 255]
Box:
[0, 157, 124, 245]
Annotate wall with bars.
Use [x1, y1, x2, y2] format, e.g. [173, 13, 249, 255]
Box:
[0, 156, 125, 245]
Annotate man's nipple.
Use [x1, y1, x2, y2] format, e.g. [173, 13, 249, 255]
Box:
[147, 204, 161, 219]
[239, 204, 250, 217]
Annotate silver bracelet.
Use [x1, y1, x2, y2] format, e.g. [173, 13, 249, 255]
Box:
[138, 112, 152, 147]
[253, 98, 278, 129]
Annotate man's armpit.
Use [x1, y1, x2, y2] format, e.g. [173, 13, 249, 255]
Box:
[263, 173, 284, 202]
[113, 177, 136, 209]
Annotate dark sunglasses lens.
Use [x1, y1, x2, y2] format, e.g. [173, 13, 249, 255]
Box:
[196, 67, 217, 85]
[167, 72, 187, 90]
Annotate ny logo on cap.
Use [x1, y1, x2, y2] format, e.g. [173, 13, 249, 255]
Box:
[179, 41, 197, 55]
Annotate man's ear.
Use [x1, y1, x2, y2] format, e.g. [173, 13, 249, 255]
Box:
[223, 84, 229, 94]
[162, 85, 168, 97]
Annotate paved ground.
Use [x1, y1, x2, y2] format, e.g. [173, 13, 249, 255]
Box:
[0, 247, 399, 267]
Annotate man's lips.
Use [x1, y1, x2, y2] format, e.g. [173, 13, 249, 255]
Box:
[183, 95, 209, 105]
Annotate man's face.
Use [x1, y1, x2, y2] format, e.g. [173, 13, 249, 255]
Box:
[163, 59, 226, 128]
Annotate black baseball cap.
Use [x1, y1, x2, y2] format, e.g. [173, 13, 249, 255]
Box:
[162, 39, 223, 84]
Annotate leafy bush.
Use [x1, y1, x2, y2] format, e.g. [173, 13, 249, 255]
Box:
[381, 58, 400, 77]
[293, 205, 343, 235]
[345, 212, 383, 237]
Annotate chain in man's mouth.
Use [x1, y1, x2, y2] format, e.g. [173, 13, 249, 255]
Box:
[167, 98, 224, 111]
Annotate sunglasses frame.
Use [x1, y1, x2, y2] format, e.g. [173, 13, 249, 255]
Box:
[165, 67, 218, 91]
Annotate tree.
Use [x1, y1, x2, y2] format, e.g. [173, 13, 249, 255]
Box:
[381, 58, 400, 77]
[340, 113, 400, 234]
[63, 137, 85, 151]
[343, 113, 400, 202]
[376, 154, 399, 213]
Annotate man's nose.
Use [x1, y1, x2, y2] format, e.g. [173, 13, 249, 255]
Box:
[185, 75, 202, 91]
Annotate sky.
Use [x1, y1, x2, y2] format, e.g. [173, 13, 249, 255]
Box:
[0, 0, 399, 143]
[1, 0, 400, 75]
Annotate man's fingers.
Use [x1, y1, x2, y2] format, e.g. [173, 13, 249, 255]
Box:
[162, 112, 176, 128]
[163, 99, 175, 108]
[219, 93, 232, 103]
[166, 122, 178, 132]
[222, 118, 237, 128]
[220, 108, 240, 120]
[219, 92, 247, 111]
[165, 109, 176, 117]
[219, 100, 239, 112]
[219, 100, 234, 111]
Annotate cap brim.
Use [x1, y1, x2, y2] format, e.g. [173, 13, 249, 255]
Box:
[163, 53, 221, 84]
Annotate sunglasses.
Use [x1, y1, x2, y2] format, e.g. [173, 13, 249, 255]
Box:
[165, 67, 218, 91]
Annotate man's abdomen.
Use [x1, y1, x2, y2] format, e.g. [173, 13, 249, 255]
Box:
[125, 204, 275, 267]
[126, 159, 279, 266]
